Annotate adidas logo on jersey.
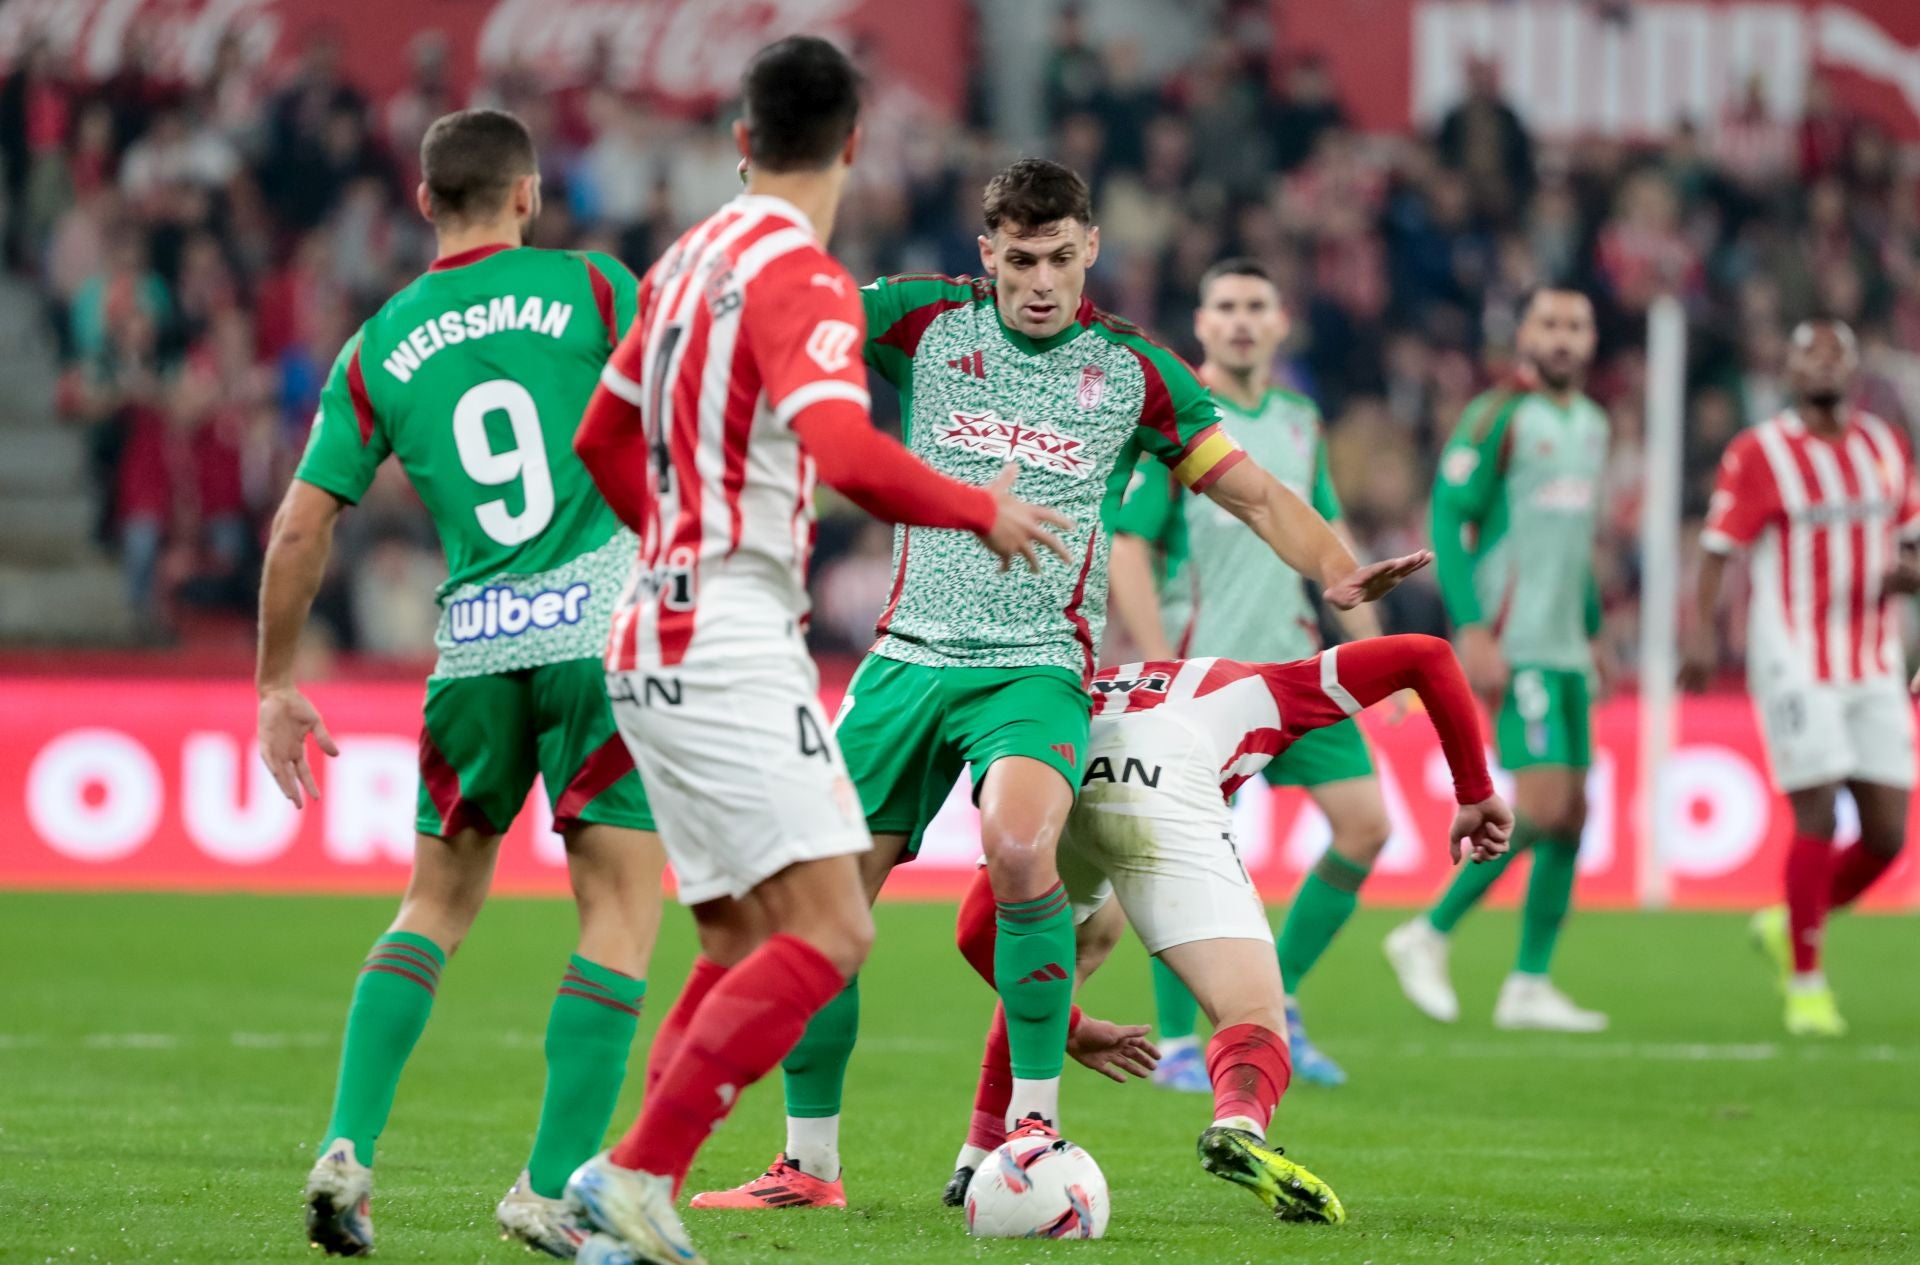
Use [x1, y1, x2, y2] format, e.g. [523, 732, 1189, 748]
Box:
[447, 582, 591, 642]
[947, 350, 986, 379]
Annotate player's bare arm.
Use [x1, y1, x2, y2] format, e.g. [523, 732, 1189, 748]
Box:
[256, 480, 346, 807]
[1680, 545, 1731, 693]
[1108, 533, 1176, 658]
[1202, 459, 1433, 608]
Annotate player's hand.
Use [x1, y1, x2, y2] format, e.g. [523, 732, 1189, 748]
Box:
[1448, 794, 1514, 864]
[1885, 557, 1920, 595]
[1678, 625, 1718, 693]
[1323, 550, 1433, 610]
[980, 464, 1075, 573]
[1456, 625, 1508, 709]
[258, 686, 339, 808]
[1590, 639, 1619, 702]
[1065, 1014, 1160, 1083]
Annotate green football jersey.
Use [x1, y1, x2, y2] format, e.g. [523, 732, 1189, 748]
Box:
[296, 244, 640, 678]
[861, 274, 1242, 677]
[1431, 388, 1609, 672]
[1111, 387, 1340, 661]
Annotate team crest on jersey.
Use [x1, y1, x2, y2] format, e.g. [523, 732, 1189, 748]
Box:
[1076, 364, 1106, 409]
[937, 411, 1090, 477]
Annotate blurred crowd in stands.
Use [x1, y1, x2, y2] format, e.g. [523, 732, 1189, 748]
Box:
[6, 7, 1920, 673]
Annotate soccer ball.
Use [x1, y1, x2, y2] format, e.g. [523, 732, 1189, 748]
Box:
[964, 1135, 1109, 1239]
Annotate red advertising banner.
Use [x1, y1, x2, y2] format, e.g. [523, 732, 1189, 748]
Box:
[1278, 0, 1920, 141]
[0, 0, 970, 118]
[5, 676, 1915, 908]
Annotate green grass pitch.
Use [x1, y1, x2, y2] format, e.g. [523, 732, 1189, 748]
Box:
[4, 893, 1918, 1263]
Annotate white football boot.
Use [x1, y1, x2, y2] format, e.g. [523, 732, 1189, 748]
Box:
[1384, 918, 1460, 1023]
[1492, 973, 1609, 1032]
[304, 1138, 374, 1257]
[498, 1169, 591, 1258]
[567, 1153, 704, 1265]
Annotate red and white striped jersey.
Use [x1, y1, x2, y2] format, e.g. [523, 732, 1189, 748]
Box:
[1090, 650, 1369, 800]
[1702, 409, 1920, 684]
[599, 194, 869, 668]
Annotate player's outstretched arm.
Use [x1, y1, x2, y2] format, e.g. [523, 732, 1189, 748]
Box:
[256, 480, 345, 807]
[792, 403, 1074, 572]
[1321, 635, 1512, 863]
[1203, 459, 1432, 609]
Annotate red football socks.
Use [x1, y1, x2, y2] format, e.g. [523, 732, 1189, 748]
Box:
[1827, 844, 1897, 910]
[1785, 833, 1835, 974]
[968, 1006, 1012, 1152]
[643, 955, 730, 1097]
[1206, 1023, 1292, 1134]
[611, 935, 844, 1184]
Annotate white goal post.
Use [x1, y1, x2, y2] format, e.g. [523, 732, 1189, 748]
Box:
[1636, 295, 1687, 908]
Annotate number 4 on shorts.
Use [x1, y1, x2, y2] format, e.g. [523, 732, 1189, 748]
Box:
[797, 707, 831, 760]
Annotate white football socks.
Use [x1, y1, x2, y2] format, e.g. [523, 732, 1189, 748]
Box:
[784, 1115, 842, 1181]
[1007, 1076, 1060, 1129]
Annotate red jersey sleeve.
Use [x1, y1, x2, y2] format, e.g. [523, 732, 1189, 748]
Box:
[1260, 635, 1494, 804]
[741, 251, 870, 429]
[1702, 431, 1781, 554]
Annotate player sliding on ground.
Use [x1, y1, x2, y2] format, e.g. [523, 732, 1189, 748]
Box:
[944, 633, 1512, 1222]
[1110, 257, 1400, 1089]
[557, 39, 1069, 1265]
[1386, 286, 1614, 1033]
[257, 110, 665, 1257]
[691, 157, 1432, 1213]
[1683, 318, 1920, 1037]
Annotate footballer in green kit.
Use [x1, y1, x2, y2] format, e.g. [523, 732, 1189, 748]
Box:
[694, 159, 1432, 1211]
[254, 110, 662, 1257]
[1385, 286, 1613, 1033]
[1109, 258, 1396, 1090]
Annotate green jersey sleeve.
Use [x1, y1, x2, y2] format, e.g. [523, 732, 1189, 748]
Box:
[581, 250, 641, 338]
[294, 330, 388, 504]
[1431, 391, 1520, 629]
[1121, 335, 1243, 491]
[860, 274, 981, 389]
[1108, 459, 1179, 542]
[1310, 426, 1343, 520]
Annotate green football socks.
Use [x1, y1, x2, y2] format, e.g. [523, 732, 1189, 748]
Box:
[1151, 956, 1200, 1043]
[996, 884, 1074, 1080]
[1427, 817, 1539, 934]
[1277, 850, 1371, 989]
[320, 931, 446, 1163]
[1516, 837, 1580, 975]
[781, 978, 861, 1118]
[526, 955, 646, 1198]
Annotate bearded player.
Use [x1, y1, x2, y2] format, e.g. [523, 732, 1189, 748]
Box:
[556, 39, 1072, 1265]
[1385, 287, 1612, 1032]
[1683, 319, 1920, 1037]
[258, 110, 664, 1257]
[1110, 257, 1395, 1089]
[946, 634, 1511, 1221]
[693, 158, 1431, 1211]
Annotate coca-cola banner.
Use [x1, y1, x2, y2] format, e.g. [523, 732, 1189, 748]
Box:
[4, 676, 1915, 909]
[1279, 0, 1920, 141]
[0, 0, 970, 117]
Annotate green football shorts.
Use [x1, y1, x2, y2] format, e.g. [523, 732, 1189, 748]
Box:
[1496, 665, 1593, 771]
[834, 655, 1092, 856]
[1263, 716, 1376, 787]
[415, 657, 653, 838]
